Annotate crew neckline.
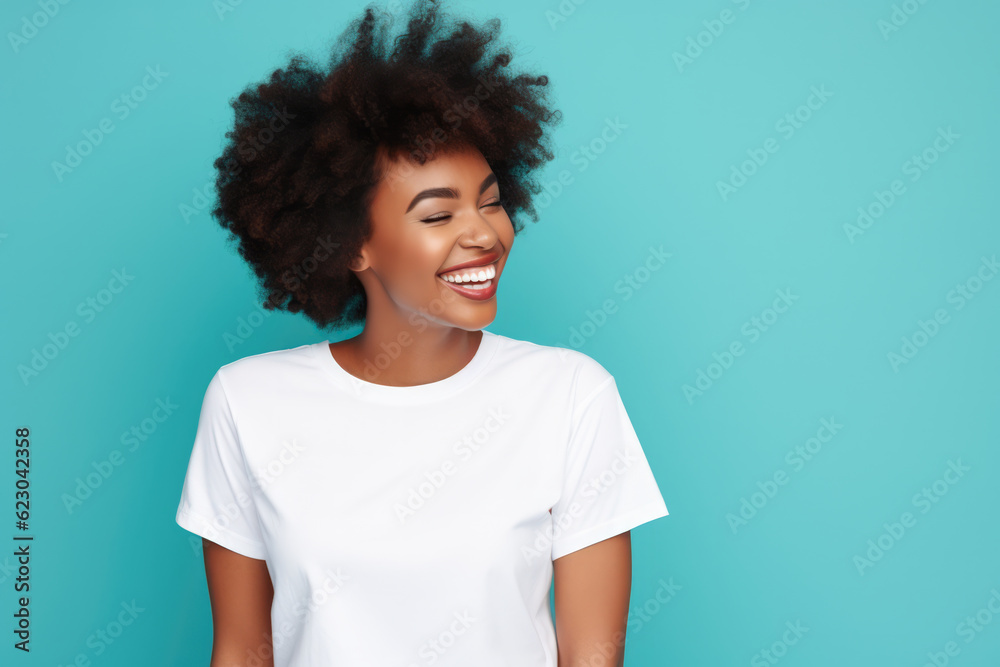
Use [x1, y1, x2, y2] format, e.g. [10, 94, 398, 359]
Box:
[314, 329, 500, 404]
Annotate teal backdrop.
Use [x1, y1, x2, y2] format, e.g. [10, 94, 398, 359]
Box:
[2, 0, 998, 665]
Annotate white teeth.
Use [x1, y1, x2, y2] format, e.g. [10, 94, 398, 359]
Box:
[458, 279, 492, 290]
[440, 264, 496, 284]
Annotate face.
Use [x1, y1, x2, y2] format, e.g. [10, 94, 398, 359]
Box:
[350, 144, 514, 332]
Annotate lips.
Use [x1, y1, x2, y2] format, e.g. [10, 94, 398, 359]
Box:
[437, 272, 498, 301]
[437, 250, 503, 276]
[435, 249, 503, 302]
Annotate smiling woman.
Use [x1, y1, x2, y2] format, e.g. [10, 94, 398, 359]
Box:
[357, 147, 512, 329]
[206, 0, 560, 335]
[174, 0, 669, 665]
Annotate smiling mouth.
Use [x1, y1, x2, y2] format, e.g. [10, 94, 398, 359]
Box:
[436, 262, 497, 285]
[435, 262, 499, 300]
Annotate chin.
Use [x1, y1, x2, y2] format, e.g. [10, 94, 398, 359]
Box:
[450, 309, 498, 331]
[430, 305, 498, 332]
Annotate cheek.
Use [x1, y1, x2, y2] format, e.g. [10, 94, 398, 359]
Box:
[381, 231, 447, 278]
[387, 269, 457, 321]
[499, 214, 515, 246]
[379, 236, 453, 302]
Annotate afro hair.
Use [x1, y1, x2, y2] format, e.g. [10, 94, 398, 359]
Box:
[210, 0, 562, 331]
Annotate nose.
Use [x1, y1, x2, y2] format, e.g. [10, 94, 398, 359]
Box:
[458, 207, 500, 248]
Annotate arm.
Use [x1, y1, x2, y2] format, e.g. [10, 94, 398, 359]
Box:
[202, 538, 275, 667]
[552, 531, 632, 667]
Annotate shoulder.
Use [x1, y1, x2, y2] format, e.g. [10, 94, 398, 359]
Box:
[211, 340, 321, 393]
[488, 331, 615, 399]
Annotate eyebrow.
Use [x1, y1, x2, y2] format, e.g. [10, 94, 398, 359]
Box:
[404, 172, 498, 213]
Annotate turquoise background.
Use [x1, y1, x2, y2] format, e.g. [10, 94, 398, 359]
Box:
[3, 0, 998, 664]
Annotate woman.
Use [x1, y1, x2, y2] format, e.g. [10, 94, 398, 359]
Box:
[174, 0, 669, 664]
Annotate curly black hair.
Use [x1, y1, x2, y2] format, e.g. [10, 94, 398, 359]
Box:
[210, 0, 562, 332]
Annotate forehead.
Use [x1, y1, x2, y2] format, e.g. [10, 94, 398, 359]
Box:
[376, 144, 491, 196]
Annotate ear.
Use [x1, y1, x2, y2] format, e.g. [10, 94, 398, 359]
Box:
[347, 250, 368, 273]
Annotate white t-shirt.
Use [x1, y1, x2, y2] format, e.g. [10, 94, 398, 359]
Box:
[175, 329, 668, 666]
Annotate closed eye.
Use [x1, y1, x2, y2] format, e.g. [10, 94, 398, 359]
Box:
[421, 199, 503, 223]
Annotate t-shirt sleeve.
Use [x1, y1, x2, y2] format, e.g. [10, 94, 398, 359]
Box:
[175, 369, 268, 560]
[550, 375, 669, 560]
